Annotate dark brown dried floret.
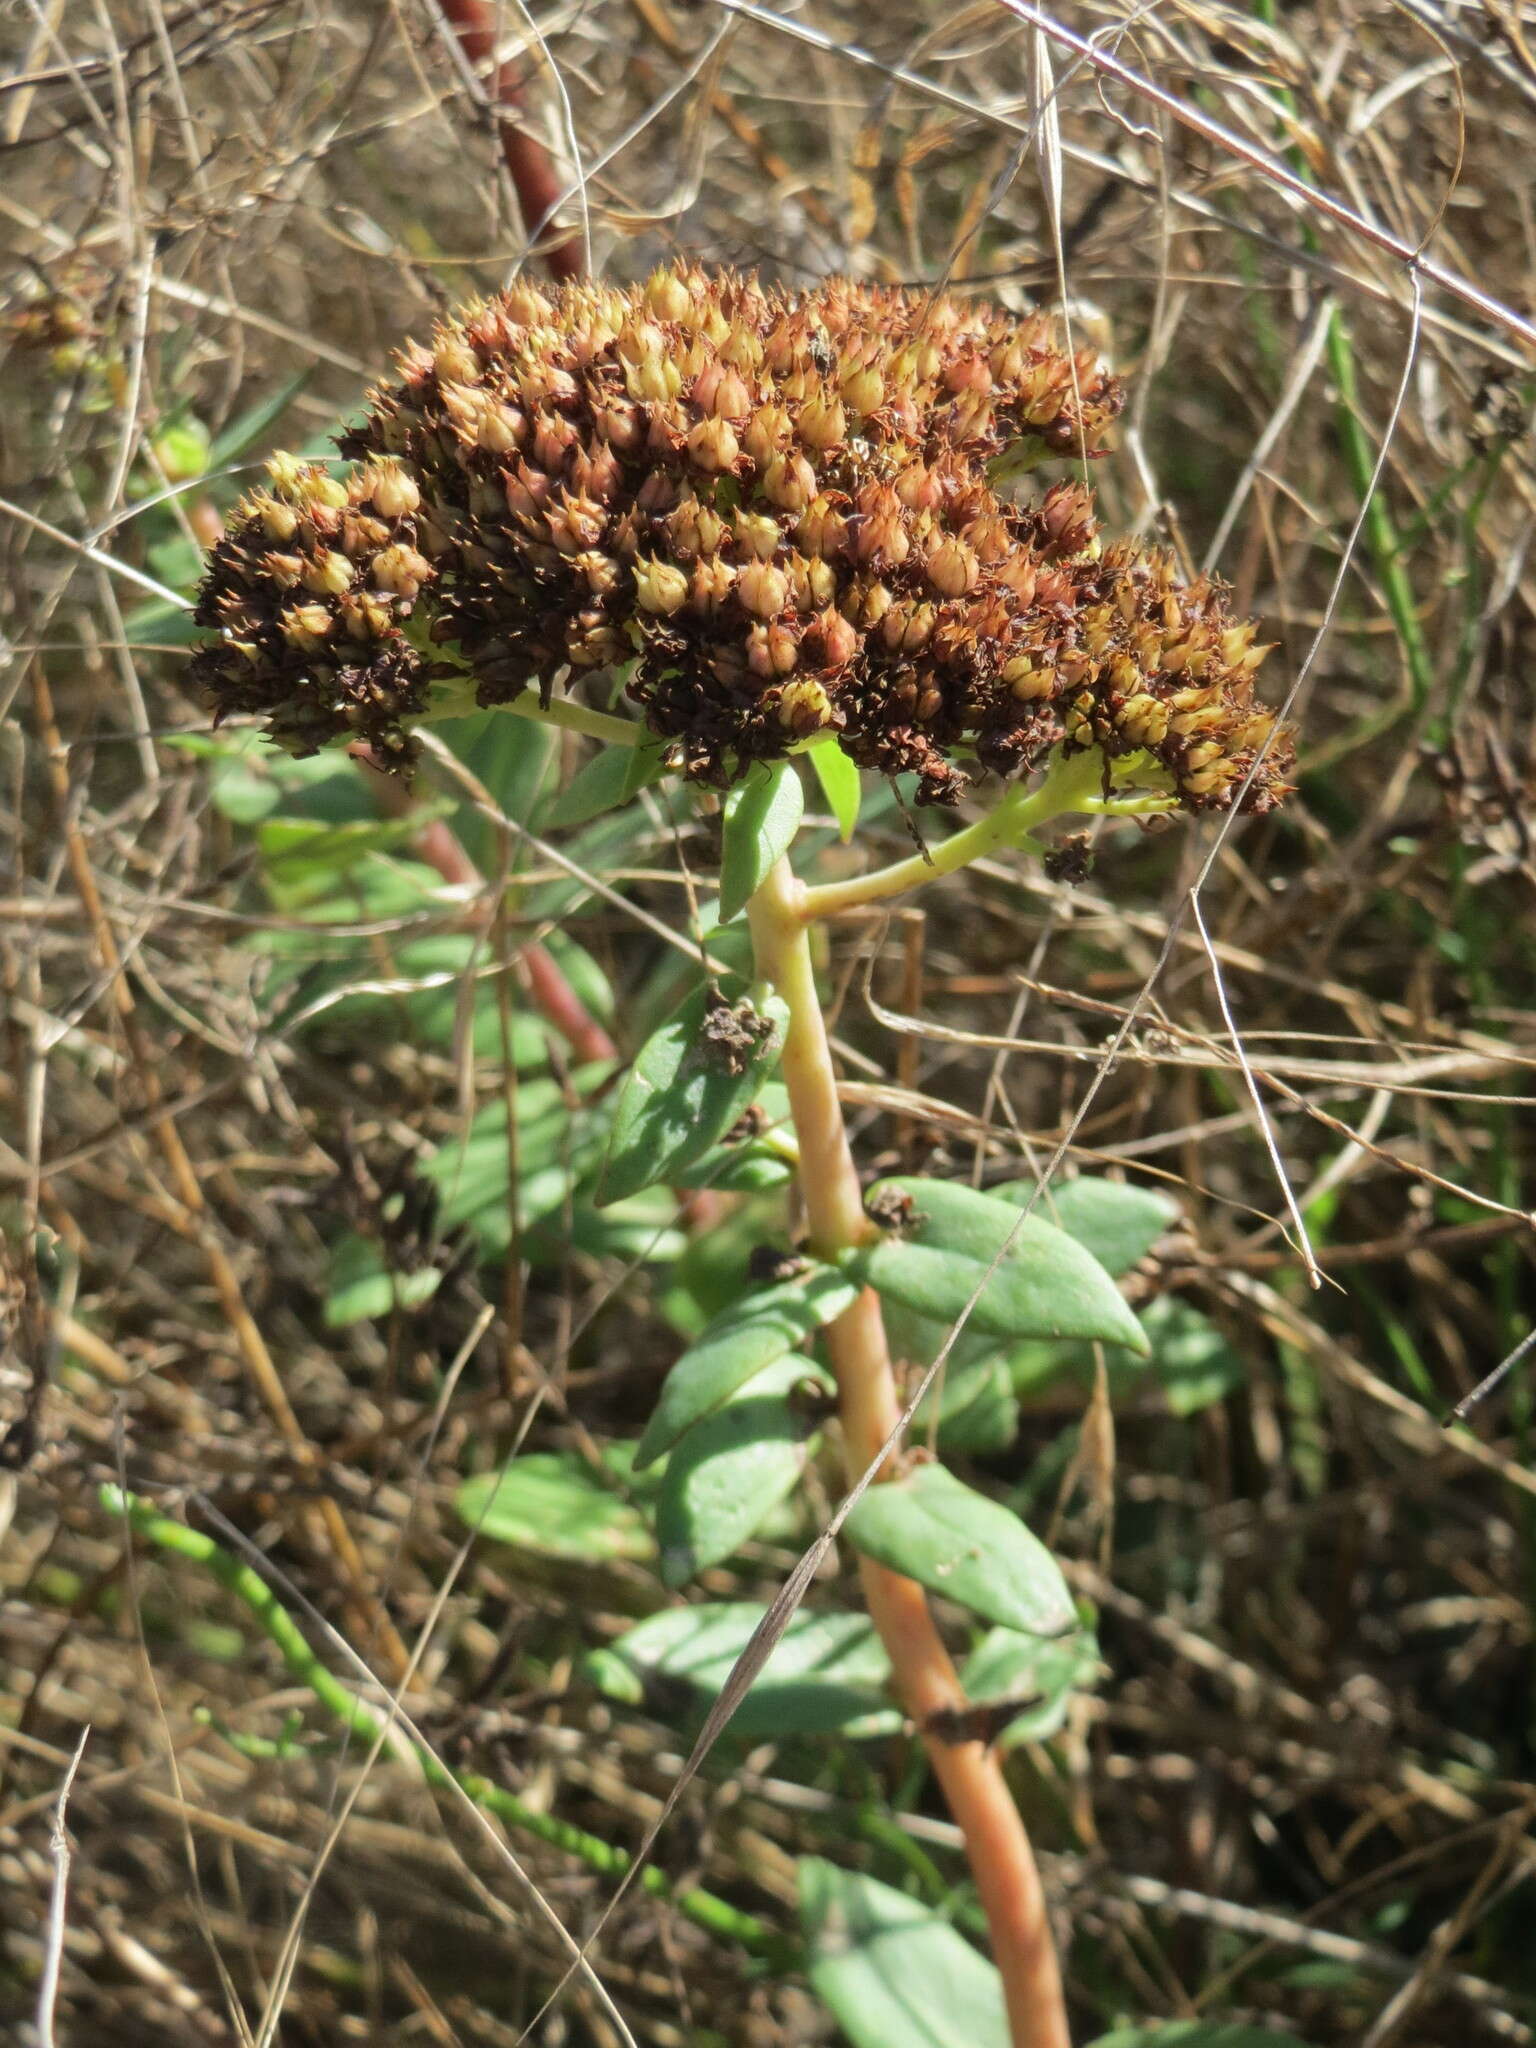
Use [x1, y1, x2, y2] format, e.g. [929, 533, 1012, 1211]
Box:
[190, 455, 433, 766]
[192, 262, 1290, 814]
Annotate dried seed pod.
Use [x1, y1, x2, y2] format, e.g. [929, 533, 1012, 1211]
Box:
[193, 261, 1288, 811]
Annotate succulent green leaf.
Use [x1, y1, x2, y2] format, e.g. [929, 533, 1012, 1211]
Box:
[958, 1622, 1101, 1745]
[990, 1175, 1178, 1278]
[852, 1178, 1149, 1353]
[1144, 1296, 1245, 1416]
[654, 1353, 831, 1586]
[636, 1266, 859, 1469]
[843, 1461, 1075, 1636]
[542, 746, 638, 828]
[593, 1601, 896, 1738]
[1088, 2029, 1313, 2048]
[323, 1232, 442, 1328]
[719, 759, 804, 922]
[598, 985, 789, 1205]
[442, 707, 556, 849]
[621, 734, 670, 800]
[421, 1072, 611, 1234]
[668, 1140, 795, 1193]
[209, 369, 313, 465]
[923, 1352, 1020, 1454]
[457, 1452, 655, 1563]
[808, 739, 862, 842]
[801, 1859, 1008, 2048]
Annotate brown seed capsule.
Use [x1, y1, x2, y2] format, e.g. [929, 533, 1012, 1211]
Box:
[694, 362, 753, 422]
[738, 560, 790, 619]
[302, 549, 355, 596]
[747, 621, 798, 678]
[852, 491, 909, 569]
[743, 404, 791, 467]
[733, 511, 782, 562]
[797, 497, 847, 559]
[791, 556, 837, 610]
[594, 401, 643, 454]
[256, 495, 300, 543]
[371, 544, 432, 598]
[667, 495, 728, 558]
[798, 392, 847, 450]
[895, 462, 943, 512]
[546, 492, 607, 554]
[686, 416, 740, 474]
[281, 603, 335, 649]
[1004, 657, 1053, 703]
[532, 416, 577, 471]
[1117, 694, 1169, 747]
[808, 607, 858, 670]
[926, 537, 978, 599]
[689, 557, 736, 613]
[763, 452, 816, 513]
[777, 677, 834, 733]
[857, 581, 894, 627]
[644, 267, 693, 322]
[634, 557, 690, 614]
[575, 549, 622, 597]
[626, 349, 681, 405]
[841, 363, 885, 415]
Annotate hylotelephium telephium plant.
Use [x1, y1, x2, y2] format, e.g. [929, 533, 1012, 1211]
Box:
[188, 262, 1292, 2048]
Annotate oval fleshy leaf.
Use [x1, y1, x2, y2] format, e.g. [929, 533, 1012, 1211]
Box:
[620, 733, 670, 799]
[990, 1175, 1178, 1278]
[636, 1266, 859, 1470]
[718, 759, 804, 923]
[852, 1177, 1149, 1353]
[668, 1140, 795, 1194]
[594, 1601, 896, 1738]
[598, 985, 789, 1205]
[801, 1859, 1008, 2048]
[1088, 2029, 1313, 2048]
[654, 1352, 831, 1586]
[543, 745, 644, 828]
[324, 1232, 442, 1328]
[808, 739, 862, 842]
[457, 1452, 655, 1563]
[843, 1461, 1075, 1636]
[958, 1622, 1101, 1746]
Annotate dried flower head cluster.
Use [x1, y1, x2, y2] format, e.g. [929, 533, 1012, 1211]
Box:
[192, 263, 1290, 810]
[192, 452, 432, 762]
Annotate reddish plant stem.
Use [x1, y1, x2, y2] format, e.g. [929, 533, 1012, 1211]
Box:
[438, 0, 585, 281]
[748, 855, 1071, 2048]
[351, 746, 616, 1065]
[373, 10, 607, 1060]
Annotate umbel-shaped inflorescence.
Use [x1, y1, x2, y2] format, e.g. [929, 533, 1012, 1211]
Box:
[192, 262, 1291, 811]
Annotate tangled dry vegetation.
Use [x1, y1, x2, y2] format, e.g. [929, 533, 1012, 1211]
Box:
[2, 1, 1535, 2044]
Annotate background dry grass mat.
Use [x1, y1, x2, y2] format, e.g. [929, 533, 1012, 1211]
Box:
[2, 0, 1536, 2044]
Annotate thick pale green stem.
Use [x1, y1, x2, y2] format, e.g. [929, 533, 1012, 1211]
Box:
[799, 745, 1133, 921]
[422, 680, 642, 748]
[748, 857, 1072, 2048]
